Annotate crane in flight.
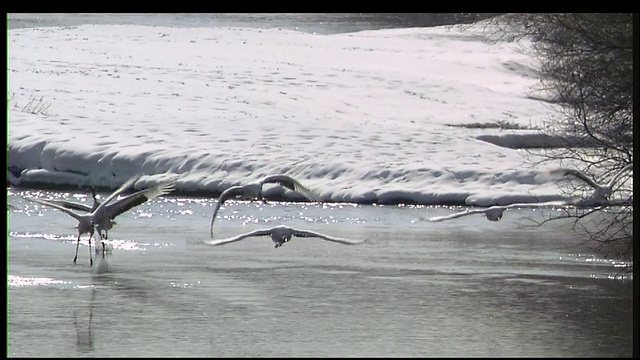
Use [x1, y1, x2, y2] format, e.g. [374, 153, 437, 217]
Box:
[203, 225, 366, 248]
[551, 163, 633, 203]
[209, 175, 322, 237]
[417, 200, 569, 223]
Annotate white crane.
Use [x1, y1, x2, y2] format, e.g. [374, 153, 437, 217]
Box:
[40, 182, 132, 240]
[44, 186, 110, 237]
[418, 200, 569, 223]
[424, 163, 634, 224]
[23, 175, 176, 266]
[551, 163, 633, 203]
[203, 225, 366, 248]
[209, 175, 322, 237]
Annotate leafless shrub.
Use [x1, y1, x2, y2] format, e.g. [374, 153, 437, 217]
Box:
[21, 95, 53, 116]
[483, 13, 633, 266]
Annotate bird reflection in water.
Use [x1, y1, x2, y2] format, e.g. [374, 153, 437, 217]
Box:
[93, 241, 113, 275]
[73, 287, 96, 354]
[73, 243, 113, 353]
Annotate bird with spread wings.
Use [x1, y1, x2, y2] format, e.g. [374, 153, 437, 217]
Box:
[209, 175, 322, 237]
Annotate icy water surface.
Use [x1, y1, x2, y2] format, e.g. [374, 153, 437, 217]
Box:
[7, 13, 486, 34]
[7, 190, 633, 357]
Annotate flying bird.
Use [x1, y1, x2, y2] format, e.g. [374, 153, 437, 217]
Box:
[23, 175, 176, 266]
[551, 163, 633, 203]
[209, 175, 322, 237]
[419, 200, 569, 223]
[203, 225, 366, 248]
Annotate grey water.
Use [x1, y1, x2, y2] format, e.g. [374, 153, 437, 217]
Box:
[7, 13, 490, 34]
[7, 190, 633, 357]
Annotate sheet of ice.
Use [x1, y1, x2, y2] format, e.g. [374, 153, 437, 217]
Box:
[8, 23, 575, 206]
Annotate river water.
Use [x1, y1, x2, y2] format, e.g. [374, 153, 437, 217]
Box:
[7, 189, 633, 357]
[7, 13, 488, 34]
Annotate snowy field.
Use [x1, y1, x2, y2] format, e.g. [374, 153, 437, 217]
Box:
[8, 21, 588, 207]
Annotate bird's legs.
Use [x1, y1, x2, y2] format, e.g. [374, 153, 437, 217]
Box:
[95, 227, 108, 259]
[72, 233, 95, 266]
[97, 229, 106, 240]
[88, 237, 93, 267]
[96, 228, 108, 241]
[87, 226, 95, 267]
[73, 234, 81, 265]
[102, 229, 108, 240]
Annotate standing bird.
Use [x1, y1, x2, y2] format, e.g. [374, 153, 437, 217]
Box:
[418, 200, 569, 223]
[203, 225, 366, 248]
[209, 175, 322, 237]
[23, 175, 176, 266]
[45, 186, 110, 238]
[23, 177, 137, 265]
[551, 163, 633, 203]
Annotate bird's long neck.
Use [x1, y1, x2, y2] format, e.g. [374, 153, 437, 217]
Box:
[90, 187, 100, 209]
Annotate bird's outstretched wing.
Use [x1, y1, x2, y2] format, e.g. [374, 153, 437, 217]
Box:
[574, 196, 633, 208]
[426, 201, 569, 222]
[203, 228, 273, 246]
[503, 200, 569, 209]
[35, 186, 102, 213]
[22, 197, 85, 222]
[103, 179, 176, 219]
[261, 175, 322, 202]
[99, 175, 142, 208]
[210, 185, 247, 237]
[46, 199, 94, 212]
[426, 208, 492, 222]
[292, 228, 366, 245]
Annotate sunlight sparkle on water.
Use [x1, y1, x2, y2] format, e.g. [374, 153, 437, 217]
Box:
[170, 280, 201, 289]
[8, 275, 69, 287]
[103, 239, 144, 251]
[10, 232, 78, 242]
